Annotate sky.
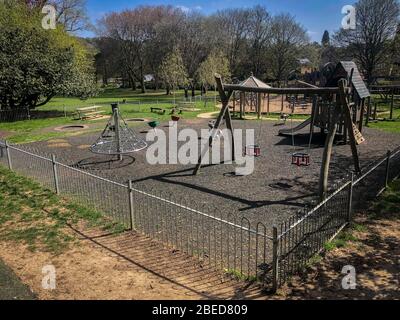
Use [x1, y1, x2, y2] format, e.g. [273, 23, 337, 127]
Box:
[83, 0, 357, 42]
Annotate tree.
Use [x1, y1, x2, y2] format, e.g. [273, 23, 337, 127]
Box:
[0, 2, 97, 110]
[214, 8, 252, 78]
[158, 47, 188, 95]
[100, 6, 181, 93]
[334, 0, 400, 84]
[197, 51, 231, 94]
[322, 30, 330, 47]
[268, 14, 309, 85]
[21, 0, 90, 32]
[247, 6, 272, 78]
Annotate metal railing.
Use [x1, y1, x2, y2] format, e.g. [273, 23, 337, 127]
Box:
[0, 140, 273, 287]
[275, 147, 400, 287]
[0, 139, 399, 291]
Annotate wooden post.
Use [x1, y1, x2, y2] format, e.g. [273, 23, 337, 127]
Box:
[374, 102, 378, 120]
[281, 95, 284, 112]
[365, 97, 371, 127]
[194, 74, 234, 175]
[240, 92, 244, 119]
[319, 95, 342, 200]
[359, 99, 365, 132]
[338, 82, 362, 174]
[267, 93, 270, 116]
[257, 93, 262, 119]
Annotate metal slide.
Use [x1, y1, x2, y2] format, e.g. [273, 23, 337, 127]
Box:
[278, 117, 312, 136]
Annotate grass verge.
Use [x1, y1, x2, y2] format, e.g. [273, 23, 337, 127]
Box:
[0, 166, 124, 254]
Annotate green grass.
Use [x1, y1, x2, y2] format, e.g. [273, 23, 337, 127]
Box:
[369, 180, 400, 219]
[368, 94, 400, 133]
[323, 180, 400, 253]
[324, 232, 358, 251]
[0, 166, 124, 254]
[0, 88, 219, 144]
[40, 88, 218, 112]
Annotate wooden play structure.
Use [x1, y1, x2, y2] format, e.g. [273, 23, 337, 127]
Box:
[231, 75, 272, 119]
[194, 61, 370, 199]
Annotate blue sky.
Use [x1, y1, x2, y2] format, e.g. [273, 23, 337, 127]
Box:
[84, 0, 357, 42]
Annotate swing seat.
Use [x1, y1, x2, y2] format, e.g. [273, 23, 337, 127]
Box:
[148, 121, 159, 129]
[171, 115, 180, 122]
[245, 145, 261, 157]
[292, 152, 310, 167]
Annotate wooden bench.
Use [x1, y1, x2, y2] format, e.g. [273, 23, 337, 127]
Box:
[75, 106, 105, 120]
[177, 102, 196, 109]
[151, 107, 166, 115]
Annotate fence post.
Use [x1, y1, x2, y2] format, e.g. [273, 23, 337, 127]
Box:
[347, 172, 354, 223]
[128, 180, 135, 230]
[272, 226, 279, 293]
[385, 150, 391, 189]
[5, 140, 12, 171]
[51, 154, 60, 195]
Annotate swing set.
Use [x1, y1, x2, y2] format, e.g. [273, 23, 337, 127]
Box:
[194, 72, 366, 199]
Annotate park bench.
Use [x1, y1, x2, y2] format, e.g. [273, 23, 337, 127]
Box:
[75, 106, 105, 120]
[151, 107, 166, 115]
[177, 101, 196, 110]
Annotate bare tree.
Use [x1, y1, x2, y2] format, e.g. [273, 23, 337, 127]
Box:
[268, 14, 309, 85]
[214, 8, 252, 77]
[334, 0, 400, 84]
[22, 0, 90, 32]
[247, 6, 271, 78]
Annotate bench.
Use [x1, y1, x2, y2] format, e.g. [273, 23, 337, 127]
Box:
[75, 106, 105, 120]
[151, 107, 166, 115]
[177, 102, 196, 109]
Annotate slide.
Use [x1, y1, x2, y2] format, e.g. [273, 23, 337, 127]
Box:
[278, 117, 312, 136]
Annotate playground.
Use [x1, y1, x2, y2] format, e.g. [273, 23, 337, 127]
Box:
[2, 61, 400, 291]
[21, 117, 400, 230]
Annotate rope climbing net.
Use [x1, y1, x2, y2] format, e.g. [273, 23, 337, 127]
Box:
[91, 104, 148, 156]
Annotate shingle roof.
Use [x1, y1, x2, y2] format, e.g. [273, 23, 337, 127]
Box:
[239, 76, 272, 89]
[329, 61, 370, 99]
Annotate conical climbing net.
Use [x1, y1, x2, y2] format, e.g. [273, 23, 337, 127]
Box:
[90, 105, 147, 156]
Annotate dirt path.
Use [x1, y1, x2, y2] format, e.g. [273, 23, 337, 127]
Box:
[278, 213, 400, 300]
[0, 224, 264, 300]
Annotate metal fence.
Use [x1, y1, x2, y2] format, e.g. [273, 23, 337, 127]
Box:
[0, 108, 30, 122]
[276, 147, 400, 287]
[0, 139, 399, 291]
[0, 140, 274, 287]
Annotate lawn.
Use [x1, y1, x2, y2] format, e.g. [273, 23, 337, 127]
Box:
[0, 166, 124, 254]
[368, 94, 400, 133]
[0, 88, 219, 144]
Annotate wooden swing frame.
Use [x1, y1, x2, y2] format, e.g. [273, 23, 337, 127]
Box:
[194, 74, 362, 200]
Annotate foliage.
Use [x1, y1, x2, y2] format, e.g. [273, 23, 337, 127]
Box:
[197, 51, 231, 89]
[268, 14, 309, 84]
[0, 166, 124, 253]
[158, 46, 189, 92]
[0, 2, 98, 110]
[334, 0, 400, 84]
